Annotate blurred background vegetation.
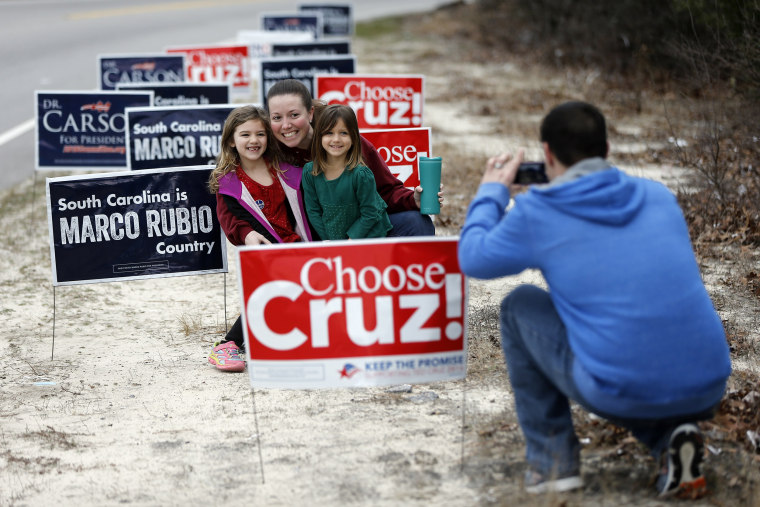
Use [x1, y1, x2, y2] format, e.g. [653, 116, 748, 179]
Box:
[470, 0, 759, 252]
[476, 0, 758, 93]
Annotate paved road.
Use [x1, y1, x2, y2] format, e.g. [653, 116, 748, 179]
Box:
[0, 0, 451, 190]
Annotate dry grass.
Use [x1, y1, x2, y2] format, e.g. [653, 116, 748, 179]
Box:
[177, 313, 205, 336]
[22, 426, 78, 451]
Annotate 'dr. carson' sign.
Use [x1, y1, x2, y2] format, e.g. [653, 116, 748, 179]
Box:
[237, 238, 467, 388]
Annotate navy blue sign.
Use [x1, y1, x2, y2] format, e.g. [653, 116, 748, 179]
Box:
[46, 167, 227, 286]
[98, 54, 185, 91]
[259, 55, 356, 105]
[126, 105, 236, 170]
[271, 40, 350, 57]
[261, 12, 323, 39]
[299, 4, 353, 36]
[117, 83, 231, 106]
[36, 91, 153, 171]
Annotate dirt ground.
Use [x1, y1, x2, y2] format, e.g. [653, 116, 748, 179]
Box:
[2, 4, 759, 506]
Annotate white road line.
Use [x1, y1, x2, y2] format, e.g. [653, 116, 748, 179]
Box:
[0, 119, 34, 147]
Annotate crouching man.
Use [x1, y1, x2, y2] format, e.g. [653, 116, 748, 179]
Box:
[458, 101, 731, 497]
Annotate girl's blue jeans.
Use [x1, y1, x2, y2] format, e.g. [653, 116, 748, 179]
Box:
[500, 284, 715, 476]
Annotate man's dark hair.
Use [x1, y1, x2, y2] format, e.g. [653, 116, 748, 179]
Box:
[540, 101, 608, 167]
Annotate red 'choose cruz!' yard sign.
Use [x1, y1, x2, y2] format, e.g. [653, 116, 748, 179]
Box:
[237, 238, 467, 388]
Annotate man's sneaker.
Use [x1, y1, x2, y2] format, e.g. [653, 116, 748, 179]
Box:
[656, 423, 708, 498]
[208, 341, 245, 372]
[525, 467, 583, 494]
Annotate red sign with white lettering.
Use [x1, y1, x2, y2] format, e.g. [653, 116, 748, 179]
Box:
[315, 74, 424, 130]
[237, 238, 467, 388]
[361, 128, 431, 189]
[166, 45, 250, 93]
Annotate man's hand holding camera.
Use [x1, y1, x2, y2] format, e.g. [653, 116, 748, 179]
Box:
[481, 149, 526, 195]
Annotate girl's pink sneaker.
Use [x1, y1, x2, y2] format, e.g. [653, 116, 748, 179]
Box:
[208, 341, 245, 372]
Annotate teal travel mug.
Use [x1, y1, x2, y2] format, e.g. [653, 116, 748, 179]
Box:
[418, 156, 441, 215]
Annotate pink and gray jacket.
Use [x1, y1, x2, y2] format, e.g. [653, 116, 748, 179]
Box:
[216, 163, 312, 245]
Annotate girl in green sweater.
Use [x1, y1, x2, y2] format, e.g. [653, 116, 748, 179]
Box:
[301, 105, 392, 240]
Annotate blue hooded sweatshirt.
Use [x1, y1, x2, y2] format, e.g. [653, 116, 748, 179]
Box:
[458, 158, 730, 418]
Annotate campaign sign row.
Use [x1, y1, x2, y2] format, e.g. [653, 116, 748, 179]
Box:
[35, 74, 428, 187]
[96, 4, 355, 92]
[96, 2, 354, 92]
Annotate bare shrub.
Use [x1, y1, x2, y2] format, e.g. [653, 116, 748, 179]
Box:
[465, 0, 760, 250]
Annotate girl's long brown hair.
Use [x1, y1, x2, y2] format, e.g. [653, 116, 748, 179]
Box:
[310, 104, 364, 176]
[208, 105, 282, 193]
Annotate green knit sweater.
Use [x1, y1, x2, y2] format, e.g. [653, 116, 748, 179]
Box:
[302, 163, 392, 240]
